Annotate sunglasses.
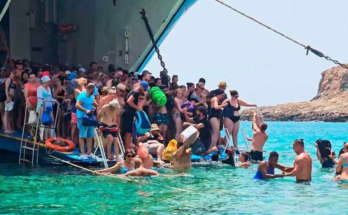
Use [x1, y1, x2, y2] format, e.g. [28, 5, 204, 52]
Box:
[126, 154, 135, 158]
[139, 98, 145, 100]
[119, 90, 124, 93]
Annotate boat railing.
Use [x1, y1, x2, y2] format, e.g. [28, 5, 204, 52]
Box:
[19, 97, 60, 165]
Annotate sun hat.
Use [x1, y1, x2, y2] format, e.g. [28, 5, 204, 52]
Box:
[41, 76, 51, 83]
[150, 124, 160, 132]
[218, 82, 228, 88]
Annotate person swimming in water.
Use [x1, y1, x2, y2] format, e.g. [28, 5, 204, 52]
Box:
[96, 149, 136, 174]
[282, 139, 312, 182]
[246, 113, 268, 161]
[254, 151, 285, 179]
[173, 136, 193, 172]
[222, 149, 251, 168]
[335, 142, 348, 182]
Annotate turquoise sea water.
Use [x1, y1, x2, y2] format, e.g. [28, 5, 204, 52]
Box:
[1, 122, 348, 215]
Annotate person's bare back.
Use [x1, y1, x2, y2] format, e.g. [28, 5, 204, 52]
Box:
[293, 152, 312, 182]
[251, 131, 268, 152]
[173, 149, 191, 172]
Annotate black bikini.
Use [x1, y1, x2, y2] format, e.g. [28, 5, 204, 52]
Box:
[209, 97, 222, 120]
[222, 100, 241, 123]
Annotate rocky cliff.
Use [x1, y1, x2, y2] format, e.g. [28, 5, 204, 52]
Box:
[242, 65, 348, 122]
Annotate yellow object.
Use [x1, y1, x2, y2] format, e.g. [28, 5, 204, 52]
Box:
[162, 139, 177, 162]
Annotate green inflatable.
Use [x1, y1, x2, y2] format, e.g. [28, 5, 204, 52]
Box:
[150, 87, 167, 107]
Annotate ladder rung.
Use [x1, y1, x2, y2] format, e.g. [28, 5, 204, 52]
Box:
[20, 159, 32, 163]
[21, 146, 38, 151]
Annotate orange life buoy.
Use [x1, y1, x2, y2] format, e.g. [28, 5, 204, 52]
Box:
[45, 137, 75, 152]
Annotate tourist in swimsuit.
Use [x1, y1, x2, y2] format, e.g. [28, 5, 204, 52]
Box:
[173, 137, 192, 172]
[98, 99, 121, 161]
[335, 143, 348, 182]
[172, 88, 186, 141]
[24, 73, 40, 110]
[222, 149, 251, 168]
[209, 90, 227, 151]
[53, 77, 66, 137]
[4, 70, 17, 133]
[314, 141, 336, 168]
[246, 113, 268, 161]
[222, 90, 257, 151]
[190, 82, 207, 107]
[282, 139, 312, 182]
[254, 152, 285, 179]
[96, 150, 136, 174]
[136, 124, 165, 162]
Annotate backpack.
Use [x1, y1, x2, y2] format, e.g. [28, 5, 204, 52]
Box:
[316, 139, 332, 159]
[134, 111, 151, 135]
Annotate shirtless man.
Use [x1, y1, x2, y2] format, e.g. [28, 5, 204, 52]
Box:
[282, 139, 312, 182]
[98, 99, 121, 161]
[173, 136, 193, 172]
[247, 113, 268, 161]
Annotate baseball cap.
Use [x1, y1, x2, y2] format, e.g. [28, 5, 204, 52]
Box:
[109, 99, 120, 109]
[140, 81, 149, 91]
[68, 72, 78, 80]
[65, 70, 71, 75]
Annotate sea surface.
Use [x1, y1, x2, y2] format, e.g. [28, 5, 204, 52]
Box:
[1, 122, 348, 215]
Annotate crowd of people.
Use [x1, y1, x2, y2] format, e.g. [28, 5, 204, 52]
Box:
[1, 59, 347, 181]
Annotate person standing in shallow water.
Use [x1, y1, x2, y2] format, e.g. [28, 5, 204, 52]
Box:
[246, 113, 268, 161]
[282, 139, 312, 182]
[253, 151, 285, 179]
[222, 90, 257, 152]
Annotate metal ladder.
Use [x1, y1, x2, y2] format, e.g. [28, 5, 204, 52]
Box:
[19, 98, 59, 165]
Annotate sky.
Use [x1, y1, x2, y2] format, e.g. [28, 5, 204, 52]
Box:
[144, 0, 348, 106]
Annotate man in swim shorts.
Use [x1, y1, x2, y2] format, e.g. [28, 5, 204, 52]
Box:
[98, 99, 121, 161]
[247, 113, 268, 161]
[254, 152, 285, 179]
[282, 139, 312, 182]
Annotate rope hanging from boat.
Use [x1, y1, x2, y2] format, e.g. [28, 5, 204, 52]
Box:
[140, 9, 168, 73]
[216, 0, 348, 70]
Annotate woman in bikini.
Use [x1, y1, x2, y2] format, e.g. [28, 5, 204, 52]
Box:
[172, 88, 186, 141]
[4, 70, 18, 133]
[96, 149, 136, 174]
[222, 90, 257, 152]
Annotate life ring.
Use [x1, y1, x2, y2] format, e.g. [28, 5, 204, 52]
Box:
[45, 137, 75, 152]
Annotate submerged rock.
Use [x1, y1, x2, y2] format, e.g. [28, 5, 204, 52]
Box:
[242, 65, 348, 122]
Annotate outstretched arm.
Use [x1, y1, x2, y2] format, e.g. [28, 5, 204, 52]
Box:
[238, 99, 257, 107]
[260, 162, 283, 178]
[275, 163, 294, 172]
[252, 113, 260, 132]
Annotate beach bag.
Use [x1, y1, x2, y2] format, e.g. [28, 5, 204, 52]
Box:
[134, 111, 151, 135]
[28, 110, 38, 124]
[149, 86, 167, 107]
[180, 126, 199, 146]
[191, 138, 206, 156]
[41, 110, 52, 126]
[82, 113, 99, 127]
[181, 101, 194, 113]
[162, 139, 177, 161]
[316, 139, 332, 159]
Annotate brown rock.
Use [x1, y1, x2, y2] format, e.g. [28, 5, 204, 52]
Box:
[242, 65, 348, 122]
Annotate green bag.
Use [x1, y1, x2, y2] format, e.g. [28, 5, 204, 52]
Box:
[150, 87, 167, 107]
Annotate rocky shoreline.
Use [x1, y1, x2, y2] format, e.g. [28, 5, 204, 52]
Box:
[241, 65, 348, 122]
